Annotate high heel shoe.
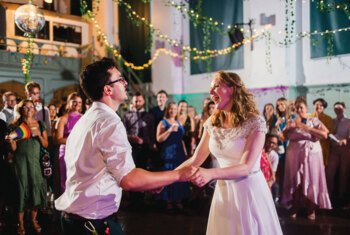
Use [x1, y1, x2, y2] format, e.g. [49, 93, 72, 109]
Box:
[32, 220, 42, 234]
[17, 224, 25, 235]
[307, 211, 316, 220]
[289, 207, 297, 219]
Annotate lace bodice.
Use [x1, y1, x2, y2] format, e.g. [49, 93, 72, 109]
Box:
[204, 115, 267, 168]
[205, 115, 267, 149]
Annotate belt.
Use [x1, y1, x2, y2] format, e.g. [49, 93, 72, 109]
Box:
[63, 212, 117, 221]
[249, 169, 261, 175]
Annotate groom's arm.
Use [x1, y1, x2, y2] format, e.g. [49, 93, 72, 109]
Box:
[120, 167, 197, 191]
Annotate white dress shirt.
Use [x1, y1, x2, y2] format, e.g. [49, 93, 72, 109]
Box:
[55, 102, 135, 219]
[0, 107, 14, 125]
[268, 150, 279, 172]
[34, 103, 52, 136]
[333, 117, 350, 141]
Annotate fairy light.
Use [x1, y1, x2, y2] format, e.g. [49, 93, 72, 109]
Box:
[163, 0, 246, 34]
[80, 0, 350, 70]
[85, 8, 186, 70]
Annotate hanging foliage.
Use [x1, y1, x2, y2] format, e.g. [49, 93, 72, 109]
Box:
[315, 0, 350, 20]
[21, 33, 34, 83]
[264, 31, 272, 74]
[78, 0, 350, 71]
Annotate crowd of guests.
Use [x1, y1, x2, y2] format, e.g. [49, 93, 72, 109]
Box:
[0, 80, 349, 232]
[261, 96, 350, 220]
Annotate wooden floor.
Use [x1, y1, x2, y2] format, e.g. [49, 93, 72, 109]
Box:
[1, 196, 350, 235]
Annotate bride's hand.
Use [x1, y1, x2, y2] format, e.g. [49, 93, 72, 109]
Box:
[190, 167, 212, 188]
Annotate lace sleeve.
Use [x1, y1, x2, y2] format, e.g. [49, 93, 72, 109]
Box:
[244, 116, 267, 137]
[203, 116, 213, 136]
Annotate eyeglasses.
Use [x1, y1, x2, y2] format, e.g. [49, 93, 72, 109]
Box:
[106, 77, 125, 86]
[267, 141, 278, 146]
[23, 106, 35, 111]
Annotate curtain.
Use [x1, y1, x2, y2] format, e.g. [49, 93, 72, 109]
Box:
[119, 0, 151, 83]
[190, 0, 244, 75]
[310, 0, 350, 58]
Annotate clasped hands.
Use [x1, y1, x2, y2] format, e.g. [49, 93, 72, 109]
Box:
[178, 166, 212, 188]
[152, 166, 212, 194]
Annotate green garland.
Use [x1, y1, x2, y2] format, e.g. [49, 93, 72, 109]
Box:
[191, 0, 213, 70]
[264, 32, 272, 73]
[21, 33, 34, 83]
[284, 0, 296, 46]
[315, 0, 350, 20]
[163, 0, 236, 35]
[79, 0, 350, 71]
[325, 32, 335, 61]
[80, 0, 88, 15]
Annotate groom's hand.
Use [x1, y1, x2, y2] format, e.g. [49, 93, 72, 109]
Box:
[177, 166, 198, 182]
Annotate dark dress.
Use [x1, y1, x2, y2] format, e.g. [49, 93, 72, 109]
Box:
[182, 116, 192, 157]
[0, 120, 9, 204]
[150, 106, 165, 127]
[160, 119, 189, 202]
[13, 122, 47, 212]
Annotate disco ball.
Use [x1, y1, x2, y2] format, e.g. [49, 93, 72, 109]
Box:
[15, 3, 45, 35]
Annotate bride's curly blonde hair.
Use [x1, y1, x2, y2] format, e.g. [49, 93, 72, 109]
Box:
[211, 71, 259, 128]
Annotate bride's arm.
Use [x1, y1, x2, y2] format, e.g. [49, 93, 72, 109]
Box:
[177, 129, 211, 169]
[191, 131, 265, 187]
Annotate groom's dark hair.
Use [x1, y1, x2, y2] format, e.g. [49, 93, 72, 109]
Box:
[80, 57, 117, 101]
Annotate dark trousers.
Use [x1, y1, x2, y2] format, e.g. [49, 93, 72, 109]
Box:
[131, 143, 150, 169]
[129, 144, 151, 208]
[61, 213, 124, 235]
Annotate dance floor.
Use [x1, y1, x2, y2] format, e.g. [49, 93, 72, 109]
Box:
[1, 197, 350, 235]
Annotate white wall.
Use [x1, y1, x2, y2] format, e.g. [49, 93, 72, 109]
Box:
[93, 0, 116, 58]
[301, 1, 350, 85]
[152, 0, 296, 95]
[151, 0, 184, 94]
[151, 0, 350, 97]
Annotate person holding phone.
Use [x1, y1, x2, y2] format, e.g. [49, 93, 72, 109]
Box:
[282, 96, 331, 220]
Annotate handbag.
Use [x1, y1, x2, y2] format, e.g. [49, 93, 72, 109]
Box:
[38, 121, 52, 178]
[40, 146, 52, 178]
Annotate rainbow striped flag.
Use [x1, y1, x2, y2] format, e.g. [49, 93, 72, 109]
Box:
[11, 122, 31, 140]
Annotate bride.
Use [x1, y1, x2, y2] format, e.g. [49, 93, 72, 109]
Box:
[179, 71, 282, 235]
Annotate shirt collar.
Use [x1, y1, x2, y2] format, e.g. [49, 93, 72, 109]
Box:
[92, 101, 119, 117]
[4, 107, 14, 112]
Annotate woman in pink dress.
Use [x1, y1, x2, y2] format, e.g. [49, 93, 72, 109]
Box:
[282, 96, 331, 220]
[55, 92, 82, 194]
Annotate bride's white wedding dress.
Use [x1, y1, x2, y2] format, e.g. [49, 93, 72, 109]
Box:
[204, 116, 282, 235]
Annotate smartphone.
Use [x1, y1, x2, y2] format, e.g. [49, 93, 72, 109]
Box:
[301, 118, 307, 124]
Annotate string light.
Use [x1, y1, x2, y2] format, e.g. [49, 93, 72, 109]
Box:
[163, 0, 245, 35]
[80, 0, 350, 71]
[312, 0, 350, 19]
[89, 3, 350, 69]
[84, 6, 184, 70]
[113, 0, 252, 55]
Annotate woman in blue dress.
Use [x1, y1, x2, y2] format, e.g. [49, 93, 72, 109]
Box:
[156, 102, 189, 211]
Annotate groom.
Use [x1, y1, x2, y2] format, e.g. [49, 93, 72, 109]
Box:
[55, 58, 196, 235]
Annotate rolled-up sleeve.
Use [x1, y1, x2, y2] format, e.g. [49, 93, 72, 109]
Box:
[98, 120, 135, 186]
